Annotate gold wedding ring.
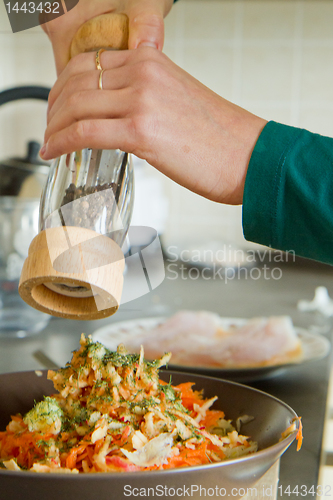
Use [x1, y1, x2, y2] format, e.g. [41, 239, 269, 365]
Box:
[96, 49, 105, 71]
[98, 69, 105, 90]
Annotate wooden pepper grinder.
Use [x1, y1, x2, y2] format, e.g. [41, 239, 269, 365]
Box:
[19, 14, 133, 320]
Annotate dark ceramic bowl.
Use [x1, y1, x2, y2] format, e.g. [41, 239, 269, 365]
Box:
[0, 370, 299, 500]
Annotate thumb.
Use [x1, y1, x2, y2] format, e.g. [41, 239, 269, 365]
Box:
[127, 0, 173, 50]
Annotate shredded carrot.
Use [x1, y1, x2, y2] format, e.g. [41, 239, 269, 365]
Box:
[201, 410, 225, 429]
[295, 417, 303, 451]
[94, 439, 104, 454]
[65, 447, 78, 469]
[176, 382, 203, 411]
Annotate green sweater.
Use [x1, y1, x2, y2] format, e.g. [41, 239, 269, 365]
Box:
[242, 121, 333, 265]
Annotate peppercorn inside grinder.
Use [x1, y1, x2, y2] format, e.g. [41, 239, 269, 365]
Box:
[19, 14, 133, 320]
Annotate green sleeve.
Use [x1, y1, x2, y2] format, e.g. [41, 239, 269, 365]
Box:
[242, 121, 333, 265]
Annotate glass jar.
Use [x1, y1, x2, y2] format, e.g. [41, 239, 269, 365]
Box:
[0, 197, 50, 337]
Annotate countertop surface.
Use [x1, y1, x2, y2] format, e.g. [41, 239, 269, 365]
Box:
[0, 253, 333, 498]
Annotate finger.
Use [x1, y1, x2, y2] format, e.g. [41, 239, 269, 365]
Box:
[47, 65, 133, 124]
[41, 119, 134, 160]
[47, 50, 132, 117]
[45, 88, 133, 143]
[41, 17, 78, 76]
[127, 0, 166, 50]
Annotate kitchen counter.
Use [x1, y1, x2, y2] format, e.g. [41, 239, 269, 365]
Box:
[0, 253, 332, 498]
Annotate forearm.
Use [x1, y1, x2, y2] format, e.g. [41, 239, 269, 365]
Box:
[243, 121, 333, 265]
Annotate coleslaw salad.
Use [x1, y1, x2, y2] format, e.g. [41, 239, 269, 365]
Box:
[0, 335, 301, 473]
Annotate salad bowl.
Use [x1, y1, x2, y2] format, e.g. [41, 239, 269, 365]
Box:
[0, 369, 299, 500]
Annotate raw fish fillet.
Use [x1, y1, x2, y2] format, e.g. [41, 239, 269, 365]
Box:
[123, 311, 303, 368]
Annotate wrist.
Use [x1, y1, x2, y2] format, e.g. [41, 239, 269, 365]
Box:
[214, 105, 267, 206]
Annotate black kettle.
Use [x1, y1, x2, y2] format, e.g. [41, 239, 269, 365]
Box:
[0, 86, 51, 197]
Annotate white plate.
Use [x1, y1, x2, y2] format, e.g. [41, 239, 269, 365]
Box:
[92, 316, 331, 382]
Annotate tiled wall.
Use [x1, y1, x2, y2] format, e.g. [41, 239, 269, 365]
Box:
[0, 6, 56, 161]
[160, 0, 333, 248]
[0, 0, 333, 249]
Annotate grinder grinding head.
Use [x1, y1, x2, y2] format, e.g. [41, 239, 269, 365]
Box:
[19, 227, 125, 320]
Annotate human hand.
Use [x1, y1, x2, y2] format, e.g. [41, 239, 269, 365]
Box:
[41, 0, 174, 75]
[40, 48, 267, 205]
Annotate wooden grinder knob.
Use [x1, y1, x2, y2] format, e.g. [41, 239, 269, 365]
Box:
[19, 14, 129, 320]
[70, 13, 129, 57]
